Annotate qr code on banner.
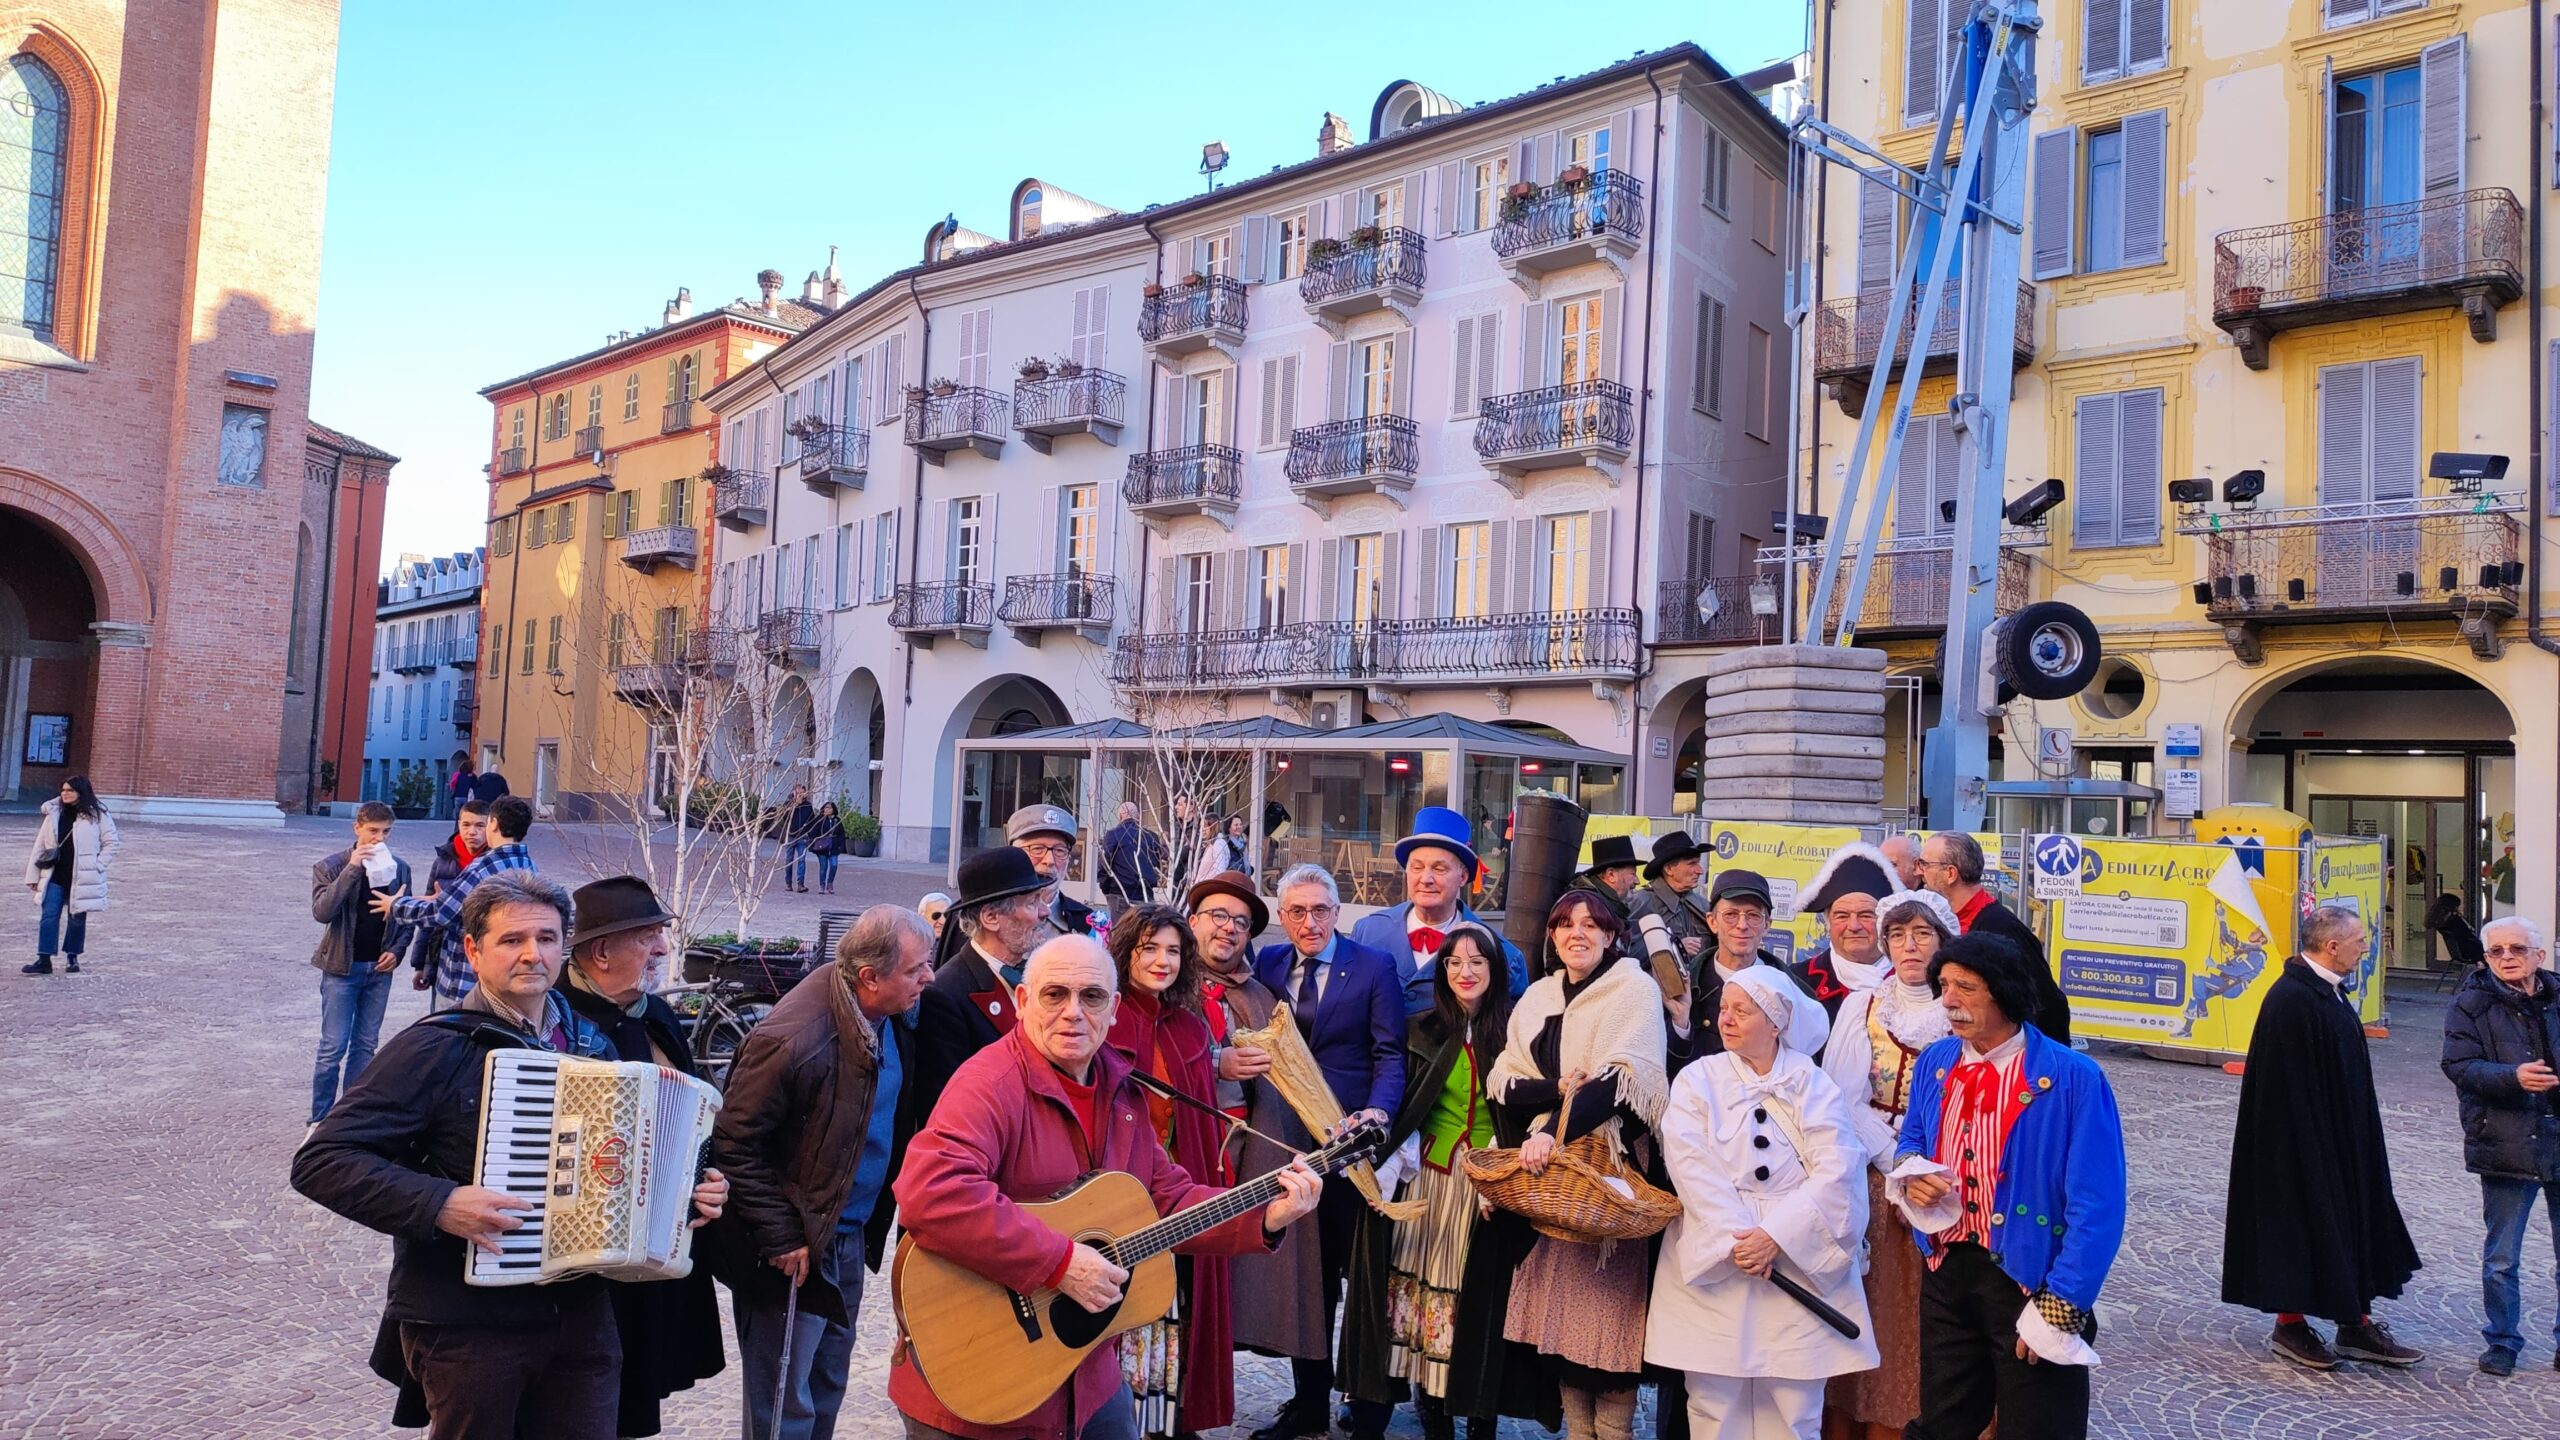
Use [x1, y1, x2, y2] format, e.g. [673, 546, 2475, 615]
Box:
[2156, 925, 2181, 945]
[2154, 976, 2179, 1000]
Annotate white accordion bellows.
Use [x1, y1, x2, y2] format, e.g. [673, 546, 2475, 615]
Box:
[466, 1049, 723, 1287]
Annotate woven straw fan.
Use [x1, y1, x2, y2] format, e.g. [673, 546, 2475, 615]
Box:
[1231, 1004, 1425, 1222]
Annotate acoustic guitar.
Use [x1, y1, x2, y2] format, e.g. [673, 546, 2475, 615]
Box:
[892, 1115, 1388, 1425]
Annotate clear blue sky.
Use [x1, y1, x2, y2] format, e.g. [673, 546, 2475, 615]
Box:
[310, 1, 1811, 571]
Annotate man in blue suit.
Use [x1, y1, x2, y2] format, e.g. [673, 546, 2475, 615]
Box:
[1247, 862, 1406, 1440]
[1347, 805, 1529, 1013]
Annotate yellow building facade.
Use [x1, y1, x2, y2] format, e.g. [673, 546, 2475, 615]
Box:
[1803, 0, 2556, 954]
[473, 284, 814, 816]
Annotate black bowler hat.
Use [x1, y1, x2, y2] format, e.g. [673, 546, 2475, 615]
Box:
[1644, 831, 1707, 880]
[570, 876, 677, 945]
[1585, 835, 1641, 875]
[953, 846, 1051, 916]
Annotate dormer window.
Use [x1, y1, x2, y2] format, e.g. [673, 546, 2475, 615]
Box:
[1020, 186, 1043, 238]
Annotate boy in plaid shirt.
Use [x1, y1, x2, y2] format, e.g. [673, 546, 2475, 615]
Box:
[380, 795, 535, 1006]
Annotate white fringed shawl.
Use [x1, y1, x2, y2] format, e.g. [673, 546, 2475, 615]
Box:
[1490, 955, 1670, 1155]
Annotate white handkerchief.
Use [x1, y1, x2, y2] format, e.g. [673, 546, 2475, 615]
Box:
[1598, 1175, 1634, 1201]
[1371, 1132, 1422, 1199]
[2015, 1302, 2102, 1367]
[1884, 1155, 1960, 1235]
[360, 846, 398, 889]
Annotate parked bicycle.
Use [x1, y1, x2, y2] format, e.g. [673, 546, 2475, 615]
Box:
[665, 939, 824, 1084]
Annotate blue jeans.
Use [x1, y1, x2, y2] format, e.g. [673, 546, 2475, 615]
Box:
[815, 852, 840, 888]
[2480, 1174, 2560, 1360]
[737, 1228, 866, 1440]
[783, 842, 809, 887]
[312, 966, 395, 1122]
[37, 882, 84, 958]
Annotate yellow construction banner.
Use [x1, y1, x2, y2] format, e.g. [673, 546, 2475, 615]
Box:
[2309, 838, 2389, 1024]
[2037, 832, 2297, 1056]
[1701, 820, 1864, 963]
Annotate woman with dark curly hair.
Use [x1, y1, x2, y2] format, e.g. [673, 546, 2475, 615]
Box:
[1104, 904, 1234, 1439]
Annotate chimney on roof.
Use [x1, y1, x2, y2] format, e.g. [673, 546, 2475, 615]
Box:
[822, 245, 847, 307]
[802, 270, 825, 304]
[1317, 111, 1355, 157]
[756, 268, 785, 316]
[663, 287, 693, 325]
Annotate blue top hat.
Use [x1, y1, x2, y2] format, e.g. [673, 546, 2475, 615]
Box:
[1394, 806, 1481, 879]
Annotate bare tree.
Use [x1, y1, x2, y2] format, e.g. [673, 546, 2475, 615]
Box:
[1110, 677, 1257, 902]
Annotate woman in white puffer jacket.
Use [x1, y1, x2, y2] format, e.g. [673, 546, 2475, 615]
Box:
[24, 776, 116, 975]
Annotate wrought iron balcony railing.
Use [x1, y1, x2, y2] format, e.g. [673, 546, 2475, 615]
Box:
[999, 572, 1117, 632]
[1138, 275, 1248, 353]
[1814, 280, 2037, 387]
[496, 447, 528, 477]
[1013, 369, 1127, 450]
[573, 424, 604, 455]
[904, 386, 1009, 461]
[450, 679, 477, 724]
[1654, 576, 1774, 646]
[1491, 171, 1645, 262]
[1752, 533, 2038, 642]
[447, 636, 478, 669]
[1116, 610, 1642, 691]
[712, 472, 769, 530]
[1300, 227, 1426, 314]
[609, 628, 739, 705]
[891, 580, 994, 635]
[1473, 381, 1634, 472]
[619, 524, 699, 572]
[755, 606, 822, 663]
[2212, 188, 2525, 368]
[660, 399, 695, 434]
[1287, 415, 1419, 502]
[1123, 444, 1244, 513]
[794, 426, 868, 490]
[2187, 495, 2521, 622]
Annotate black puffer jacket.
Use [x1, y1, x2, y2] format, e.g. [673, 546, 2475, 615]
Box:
[2442, 967, 2560, 1182]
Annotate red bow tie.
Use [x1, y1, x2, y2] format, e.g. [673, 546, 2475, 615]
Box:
[1410, 926, 1446, 955]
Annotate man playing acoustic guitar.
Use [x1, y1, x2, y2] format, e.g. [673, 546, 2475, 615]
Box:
[890, 934, 1327, 1440]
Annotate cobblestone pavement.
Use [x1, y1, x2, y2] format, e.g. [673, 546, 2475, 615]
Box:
[1, 817, 2555, 1438]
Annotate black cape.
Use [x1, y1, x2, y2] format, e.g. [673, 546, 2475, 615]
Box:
[2219, 959, 2420, 1323]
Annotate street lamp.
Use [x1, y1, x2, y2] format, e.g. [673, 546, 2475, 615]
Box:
[1200, 141, 1230, 193]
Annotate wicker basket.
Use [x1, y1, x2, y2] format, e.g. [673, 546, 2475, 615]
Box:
[1462, 1131, 1682, 1243]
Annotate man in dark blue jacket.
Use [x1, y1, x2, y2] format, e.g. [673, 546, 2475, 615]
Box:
[2442, 915, 2560, 1376]
[292, 871, 725, 1440]
[1247, 862, 1405, 1440]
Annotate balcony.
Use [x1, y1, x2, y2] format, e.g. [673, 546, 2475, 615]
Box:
[496, 447, 528, 477]
[610, 630, 740, 708]
[1012, 369, 1127, 452]
[1123, 444, 1243, 531]
[754, 606, 822, 666]
[999, 572, 1116, 642]
[2187, 495, 2522, 662]
[1654, 576, 1776, 647]
[1300, 227, 1426, 334]
[890, 580, 993, 649]
[2212, 188, 2525, 370]
[712, 471, 768, 531]
[446, 636, 478, 670]
[392, 645, 438, 674]
[450, 679, 477, 725]
[904, 386, 1008, 464]
[1138, 275, 1248, 362]
[1753, 534, 2037, 644]
[1114, 609, 1642, 695]
[1491, 171, 1644, 294]
[618, 524, 699, 573]
[573, 424, 603, 455]
[661, 399, 695, 434]
[789, 425, 867, 494]
[1814, 281, 2038, 415]
[1287, 415, 1418, 511]
[1473, 380, 1633, 489]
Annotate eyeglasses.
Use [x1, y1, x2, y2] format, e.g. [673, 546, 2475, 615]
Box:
[1280, 904, 1338, 923]
[2485, 944, 2543, 959]
[1030, 984, 1115, 1013]
[1019, 842, 1072, 861]
[1193, 908, 1253, 929]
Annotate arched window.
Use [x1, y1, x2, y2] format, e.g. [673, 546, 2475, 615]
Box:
[3, 53, 70, 339]
[1019, 185, 1043, 238]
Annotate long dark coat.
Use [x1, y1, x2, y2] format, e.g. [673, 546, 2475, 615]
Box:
[2220, 958, 2421, 1323]
[559, 982, 727, 1437]
[1337, 1014, 1561, 1428]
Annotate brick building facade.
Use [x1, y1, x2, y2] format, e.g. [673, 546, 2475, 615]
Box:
[0, 4, 352, 819]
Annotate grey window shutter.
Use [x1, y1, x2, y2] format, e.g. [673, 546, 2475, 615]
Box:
[1326, 343, 1352, 422]
[2420, 35, 2467, 199]
[1316, 538, 1342, 622]
[1586, 509, 1611, 610]
[1284, 541, 1306, 622]
[1239, 216, 1268, 283]
[1533, 133, 1558, 184]
[1069, 289, 1092, 369]
[1857, 180, 1897, 296]
[2083, 0, 2123, 85]
[1416, 526, 1442, 616]
[1160, 375, 1185, 447]
[1521, 301, 1550, 389]
[1451, 315, 1478, 419]
[1390, 331, 1415, 418]
[2072, 394, 2121, 548]
[1895, 421, 1933, 539]
[1380, 532, 1402, 619]
[2032, 128, 2080, 279]
[1259, 358, 1282, 449]
[1436, 163, 1460, 238]
[2369, 357, 2421, 502]
[1406, 170, 1433, 232]
[2127, 0, 2169, 73]
[1475, 310, 1502, 410]
[2324, 0, 2371, 26]
[1905, 0, 1943, 123]
[2317, 362, 2368, 506]
[2119, 109, 2168, 267]
[1487, 519, 1512, 612]
[1334, 190, 1360, 237]
[1514, 138, 1536, 188]
[1931, 415, 1962, 533]
[1514, 518, 1540, 611]
[2116, 388, 2163, 545]
[1038, 485, 1061, 572]
[1696, 295, 1727, 415]
[1224, 549, 1249, 630]
[1279, 354, 1300, 442]
[1150, 558, 1174, 631]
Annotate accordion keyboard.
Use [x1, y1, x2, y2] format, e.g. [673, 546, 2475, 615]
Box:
[468, 1049, 563, 1286]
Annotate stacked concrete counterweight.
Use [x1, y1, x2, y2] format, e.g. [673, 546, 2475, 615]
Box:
[1695, 644, 1888, 826]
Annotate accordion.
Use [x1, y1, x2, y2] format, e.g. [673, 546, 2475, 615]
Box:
[465, 1049, 723, 1287]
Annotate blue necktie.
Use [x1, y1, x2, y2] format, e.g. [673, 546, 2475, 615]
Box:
[1296, 953, 1322, 1035]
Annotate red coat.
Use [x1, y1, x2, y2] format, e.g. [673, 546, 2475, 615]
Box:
[1107, 991, 1235, 1430]
[889, 1025, 1275, 1440]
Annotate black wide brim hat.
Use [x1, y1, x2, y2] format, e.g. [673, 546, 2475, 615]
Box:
[570, 875, 677, 945]
[954, 845, 1052, 914]
[1645, 830, 1708, 880]
[1585, 834, 1641, 874]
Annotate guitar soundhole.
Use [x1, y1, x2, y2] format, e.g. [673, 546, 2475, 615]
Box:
[1046, 1291, 1123, 1348]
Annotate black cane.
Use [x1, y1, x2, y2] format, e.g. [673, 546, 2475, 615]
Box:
[768, 1276, 800, 1440]
[1764, 1263, 1861, 1340]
